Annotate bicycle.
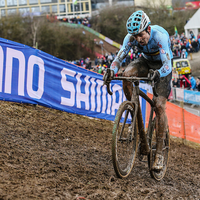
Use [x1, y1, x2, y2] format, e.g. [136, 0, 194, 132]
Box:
[103, 69, 170, 181]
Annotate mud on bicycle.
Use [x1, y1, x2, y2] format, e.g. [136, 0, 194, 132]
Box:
[103, 69, 170, 181]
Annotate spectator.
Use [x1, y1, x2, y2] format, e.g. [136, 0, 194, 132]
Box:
[94, 57, 99, 65]
[172, 68, 179, 80]
[79, 58, 84, 67]
[180, 33, 187, 43]
[197, 33, 200, 40]
[196, 77, 200, 91]
[173, 40, 181, 56]
[85, 57, 91, 70]
[181, 49, 188, 58]
[107, 52, 113, 62]
[130, 51, 134, 61]
[189, 30, 195, 40]
[191, 39, 199, 52]
[185, 39, 191, 50]
[179, 74, 191, 89]
[198, 37, 200, 50]
[107, 53, 113, 68]
[189, 75, 196, 90]
[187, 44, 193, 60]
[98, 65, 103, 74]
[126, 52, 131, 65]
[99, 40, 104, 46]
[172, 78, 180, 88]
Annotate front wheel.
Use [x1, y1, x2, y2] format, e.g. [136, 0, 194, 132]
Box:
[112, 101, 138, 178]
[148, 118, 170, 181]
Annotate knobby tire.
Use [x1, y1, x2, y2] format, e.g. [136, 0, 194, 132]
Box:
[148, 117, 170, 181]
[112, 101, 138, 178]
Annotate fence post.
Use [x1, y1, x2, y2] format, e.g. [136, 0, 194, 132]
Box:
[180, 101, 186, 144]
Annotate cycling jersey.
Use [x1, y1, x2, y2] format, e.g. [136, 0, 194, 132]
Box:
[111, 25, 173, 77]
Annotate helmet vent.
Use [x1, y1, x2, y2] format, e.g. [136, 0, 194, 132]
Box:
[135, 17, 141, 21]
[136, 14, 142, 17]
[133, 22, 139, 26]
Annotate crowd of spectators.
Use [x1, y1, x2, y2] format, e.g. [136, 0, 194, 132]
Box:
[59, 16, 91, 27]
[71, 46, 142, 75]
[170, 31, 200, 91]
[172, 71, 200, 91]
[170, 31, 200, 59]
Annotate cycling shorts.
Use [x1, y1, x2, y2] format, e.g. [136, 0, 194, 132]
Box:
[125, 56, 172, 98]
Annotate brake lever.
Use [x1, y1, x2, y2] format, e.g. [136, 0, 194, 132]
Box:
[103, 69, 113, 95]
[106, 83, 113, 95]
[148, 70, 158, 97]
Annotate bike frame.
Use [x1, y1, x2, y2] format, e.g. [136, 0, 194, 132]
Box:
[132, 80, 155, 155]
[112, 76, 157, 155]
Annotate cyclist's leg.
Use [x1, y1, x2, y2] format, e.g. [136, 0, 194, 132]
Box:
[152, 72, 172, 170]
[122, 57, 149, 100]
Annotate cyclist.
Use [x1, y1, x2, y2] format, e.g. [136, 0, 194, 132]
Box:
[104, 10, 173, 170]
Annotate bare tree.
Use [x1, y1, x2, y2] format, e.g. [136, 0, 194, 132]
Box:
[31, 17, 44, 48]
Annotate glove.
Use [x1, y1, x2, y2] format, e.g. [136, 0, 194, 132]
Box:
[149, 69, 160, 83]
[103, 68, 114, 84]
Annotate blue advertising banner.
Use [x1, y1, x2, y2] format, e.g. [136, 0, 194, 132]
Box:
[0, 38, 146, 122]
[184, 90, 200, 105]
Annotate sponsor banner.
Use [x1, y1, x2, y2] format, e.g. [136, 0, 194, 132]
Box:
[0, 37, 146, 123]
[113, 41, 122, 49]
[99, 34, 106, 40]
[185, 1, 200, 8]
[139, 83, 153, 94]
[184, 90, 200, 105]
[84, 26, 99, 36]
[105, 37, 113, 46]
[176, 88, 184, 101]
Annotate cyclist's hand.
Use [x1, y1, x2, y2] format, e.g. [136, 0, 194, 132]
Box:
[103, 68, 114, 84]
[149, 69, 160, 83]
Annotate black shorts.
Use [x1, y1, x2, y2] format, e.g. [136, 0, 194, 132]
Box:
[124, 56, 172, 98]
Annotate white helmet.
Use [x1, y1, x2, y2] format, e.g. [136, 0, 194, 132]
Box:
[126, 10, 151, 35]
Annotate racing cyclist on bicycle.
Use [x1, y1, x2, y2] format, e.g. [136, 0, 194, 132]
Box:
[104, 10, 173, 170]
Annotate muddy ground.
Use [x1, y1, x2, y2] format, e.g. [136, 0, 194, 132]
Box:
[0, 101, 200, 200]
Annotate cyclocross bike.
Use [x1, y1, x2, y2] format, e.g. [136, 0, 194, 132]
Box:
[103, 69, 170, 181]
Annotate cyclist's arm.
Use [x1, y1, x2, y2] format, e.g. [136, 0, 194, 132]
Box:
[157, 34, 173, 78]
[110, 34, 133, 74]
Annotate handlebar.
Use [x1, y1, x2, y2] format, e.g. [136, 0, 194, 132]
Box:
[105, 75, 158, 97]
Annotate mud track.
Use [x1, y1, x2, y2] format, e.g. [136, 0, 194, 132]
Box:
[0, 101, 200, 199]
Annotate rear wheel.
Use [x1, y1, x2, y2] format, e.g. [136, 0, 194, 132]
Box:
[112, 101, 138, 178]
[148, 118, 170, 181]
